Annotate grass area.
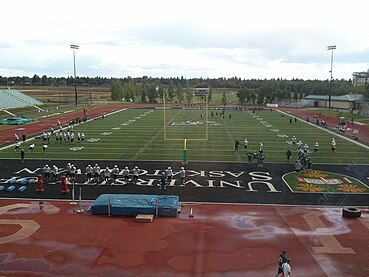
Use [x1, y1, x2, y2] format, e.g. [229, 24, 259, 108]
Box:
[15, 86, 111, 102]
[210, 91, 239, 105]
[1, 108, 369, 164]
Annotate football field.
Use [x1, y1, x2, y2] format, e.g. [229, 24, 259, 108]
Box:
[1, 107, 369, 164]
[0, 106, 368, 228]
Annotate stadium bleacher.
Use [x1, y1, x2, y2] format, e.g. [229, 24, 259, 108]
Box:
[0, 89, 43, 110]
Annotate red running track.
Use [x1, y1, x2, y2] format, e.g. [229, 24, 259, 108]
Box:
[0, 200, 368, 277]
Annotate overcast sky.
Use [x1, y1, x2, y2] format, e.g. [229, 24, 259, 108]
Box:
[1, 0, 368, 80]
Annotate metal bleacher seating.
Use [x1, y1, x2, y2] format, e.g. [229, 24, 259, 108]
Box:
[0, 89, 43, 110]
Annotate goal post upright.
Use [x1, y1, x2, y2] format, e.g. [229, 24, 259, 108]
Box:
[163, 92, 166, 140]
[182, 139, 188, 164]
[205, 93, 209, 140]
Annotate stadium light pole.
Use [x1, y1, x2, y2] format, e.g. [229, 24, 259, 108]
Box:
[327, 45, 336, 109]
[70, 44, 79, 106]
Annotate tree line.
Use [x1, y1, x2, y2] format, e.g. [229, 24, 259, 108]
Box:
[1, 74, 367, 105]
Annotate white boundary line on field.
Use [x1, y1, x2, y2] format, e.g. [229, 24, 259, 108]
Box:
[277, 109, 369, 150]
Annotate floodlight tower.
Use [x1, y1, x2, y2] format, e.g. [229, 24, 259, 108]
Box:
[70, 44, 79, 106]
[327, 45, 336, 109]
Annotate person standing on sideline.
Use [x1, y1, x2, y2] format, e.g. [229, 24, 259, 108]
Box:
[331, 138, 336, 152]
[303, 143, 309, 154]
[111, 165, 119, 183]
[52, 165, 58, 181]
[103, 167, 110, 183]
[70, 164, 76, 181]
[286, 148, 292, 163]
[295, 160, 302, 174]
[275, 250, 288, 277]
[259, 142, 264, 152]
[282, 259, 291, 277]
[234, 140, 240, 151]
[291, 136, 296, 146]
[314, 141, 319, 153]
[86, 164, 93, 183]
[70, 132, 75, 144]
[166, 167, 173, 183]
[244, 138, 248, 150]
[123, 166, 130, 183]
[180, 167, 186, 185]
[93, 163, 101, 182]
[159, 171, 166, 189]
[133, 166, 139, 184]
[20, 148, 25, 163]
[43, 164, 51, 180]
[247, 152, 253, 164]
[66, 163, 72, 180]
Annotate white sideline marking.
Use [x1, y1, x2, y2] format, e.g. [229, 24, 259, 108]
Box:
[277, 109, 369, 150]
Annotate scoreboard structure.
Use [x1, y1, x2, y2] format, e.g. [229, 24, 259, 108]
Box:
[194, 88, 210, 97]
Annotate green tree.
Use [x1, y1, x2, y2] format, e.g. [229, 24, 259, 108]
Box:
[32, 74, 41, 85]
[175, 84, 185, 103]
[167, 81, 175, 103]
[110, 79, 123, 101]
[236, 88, 247, 104]
[141, 85, 147, 103]
[185, 86, 193, 104]
[257, 88, 266, 105]
[208, 87, 213, 103]
[157, 86, 164, 102]
[41, 75, 49, 86]
[221, 91, 227, 106]
[123, 79, 135, 102]
[147, 84, 159, 103]
[250, 91, 256, 104]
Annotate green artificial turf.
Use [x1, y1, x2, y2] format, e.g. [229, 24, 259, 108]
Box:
[1, 107, 369, 164]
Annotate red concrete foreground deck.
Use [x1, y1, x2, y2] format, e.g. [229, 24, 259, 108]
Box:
[0, 200, 368, 277]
